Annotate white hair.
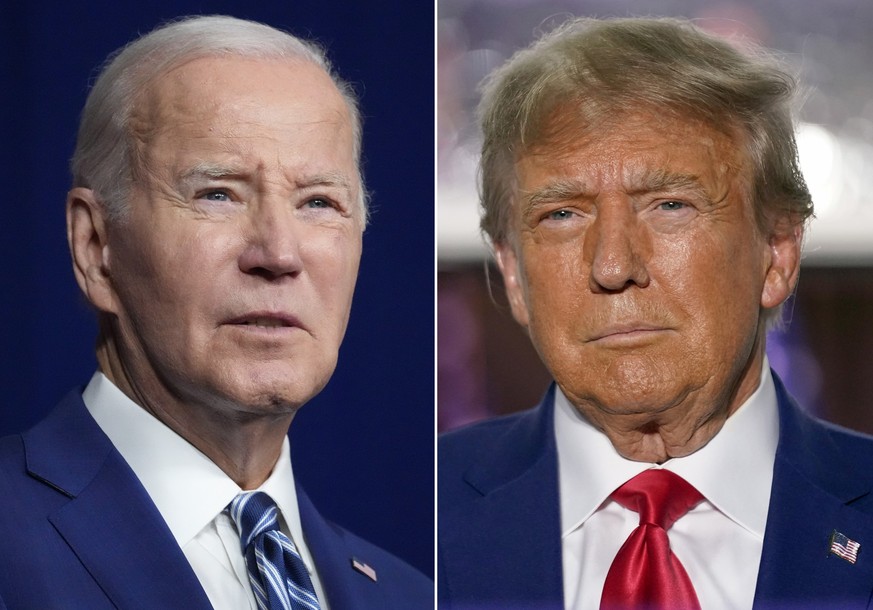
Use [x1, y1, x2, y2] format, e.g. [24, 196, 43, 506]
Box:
[71, 15, 366, 221]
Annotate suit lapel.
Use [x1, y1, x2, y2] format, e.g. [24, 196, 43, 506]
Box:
[23, 391, 213, 610]
[440, 387, 564, 608]
[754, 376, 873, 609]
[297, 487, 386, 609]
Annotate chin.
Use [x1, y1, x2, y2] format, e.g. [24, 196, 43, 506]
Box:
[236, 369, 332, 410]
[250, 393, 301, 413]
[235, 383, 317, 412]
[196, 352, 335, 412]
[556, 355, 675, 409]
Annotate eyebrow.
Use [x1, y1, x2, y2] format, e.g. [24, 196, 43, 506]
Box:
[523, 170, 711, 209]
[523, 179, 592, 208]
[628, 169, 707, 197]
[177, 165, 355, 197]
[295, 171, 355, 194]
[178, 162, 248, 183]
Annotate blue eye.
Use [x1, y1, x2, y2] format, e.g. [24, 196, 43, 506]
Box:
[200, 190, 231, 202]
[658, 200, 685, 211]
[306, 198, 334, 209]
[547, 209, 574, 221]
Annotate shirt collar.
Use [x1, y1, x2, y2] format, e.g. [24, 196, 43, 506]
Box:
[555, 357, 779, 539]
[82, 371, 304, 549]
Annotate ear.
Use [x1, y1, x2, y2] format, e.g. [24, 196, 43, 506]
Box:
[760, 222, 803, 310]
[494, 241, 530, 328]
[66, 188, 119, 314]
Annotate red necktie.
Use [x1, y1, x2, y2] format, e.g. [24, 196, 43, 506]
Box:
[600, 469, 703, 610]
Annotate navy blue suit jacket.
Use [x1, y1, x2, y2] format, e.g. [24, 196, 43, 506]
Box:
[0, 389, 432, 609]
[439, 374, 873, 609]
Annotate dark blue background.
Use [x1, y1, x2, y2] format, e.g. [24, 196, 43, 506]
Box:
[0, 1, 433, 577]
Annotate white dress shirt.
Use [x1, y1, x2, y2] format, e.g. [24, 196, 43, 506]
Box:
[82, 372, 330, 610]
[556, 359, 779, 610]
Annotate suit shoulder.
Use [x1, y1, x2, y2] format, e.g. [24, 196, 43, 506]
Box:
[0, 433, 24, 463]
[439, 410, 532, 455]
[815, 415, 873, 458]
[0, 434, 27, 491]
[781, 384, 873, 458]
[0, 434, 32, 490]
[329, 522, 433, 605]
[338, 525, 432, 582]
[439, 408, 539, 473]
[438, 407, 546, 507]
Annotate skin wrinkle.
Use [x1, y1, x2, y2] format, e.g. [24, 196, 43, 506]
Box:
[127, 57, 361, 221]
[522, 105, 748, 206]
[68, 56, 362, 488]
[495, 110, 800, 463]
[523, 171, 717, 211]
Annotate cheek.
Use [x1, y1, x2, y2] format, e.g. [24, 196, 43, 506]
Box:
[522, 242, 585, 311]
[651, 237, 701, 305]
[109, 231, 165, 306]
[662, 229, 765, 334]
[115, 226, 231, 327]
[156, 235, 226, 302]
[302, 229, 361, 306]
[516, 242, 591, 358]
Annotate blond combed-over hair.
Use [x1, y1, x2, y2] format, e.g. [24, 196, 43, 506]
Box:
[478, 17, 813, 244]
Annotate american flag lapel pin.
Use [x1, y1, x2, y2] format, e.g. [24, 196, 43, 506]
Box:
[829, 530, 861, 564]
[351, 557, 378, 582]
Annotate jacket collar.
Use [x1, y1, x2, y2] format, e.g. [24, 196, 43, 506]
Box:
[440, 385, 564, 608]
[22, 390, 215, 610]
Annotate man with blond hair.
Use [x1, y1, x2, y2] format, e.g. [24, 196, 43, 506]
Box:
[439, 17, 873, 610]
[0, 15, 431, 609]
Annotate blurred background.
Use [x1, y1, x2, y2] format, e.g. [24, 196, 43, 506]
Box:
[438, 0, 873, 434]
[0, 1, 432, 577]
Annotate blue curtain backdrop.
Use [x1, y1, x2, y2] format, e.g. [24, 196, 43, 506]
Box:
[0, 1, 434, 577]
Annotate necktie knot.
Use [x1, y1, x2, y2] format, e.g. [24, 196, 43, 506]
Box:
[611, 469, 703, 531]
[229, 491, 281, 550]
[601, 469, 703, 610]
[228, 491, 321, 610]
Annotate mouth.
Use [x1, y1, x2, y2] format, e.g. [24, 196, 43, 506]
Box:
[224, 312, 302, 330]
[588, 323, 670, 344]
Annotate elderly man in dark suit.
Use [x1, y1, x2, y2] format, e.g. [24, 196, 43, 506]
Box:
[0, 15, 431, 609]
[439, 17, 873, 609]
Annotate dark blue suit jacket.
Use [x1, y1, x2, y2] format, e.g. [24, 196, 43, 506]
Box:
[0, 389, 432, 609]
[439, 374, 873, 609]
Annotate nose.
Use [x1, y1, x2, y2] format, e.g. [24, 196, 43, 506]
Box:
[585, 200, 650, 292]
[238, 199, 303, 279]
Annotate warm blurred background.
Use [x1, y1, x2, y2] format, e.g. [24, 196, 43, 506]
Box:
[438, 0, 873, 434]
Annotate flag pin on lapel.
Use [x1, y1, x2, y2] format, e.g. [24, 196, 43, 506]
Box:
[829, 530, 861, 564]
[352, 557, 378, 582]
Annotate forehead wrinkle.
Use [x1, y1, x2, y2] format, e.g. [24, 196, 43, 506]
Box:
[521, 155, 709, 205]
[623, 167, 706, 196]
[172, 159, 260, 196]
[619, 161, 733, 206]
[295, 170, 354, 192]
[180, 161, 249, 180]
[177, 155, 356, 196]
[523, 177, 594, 208]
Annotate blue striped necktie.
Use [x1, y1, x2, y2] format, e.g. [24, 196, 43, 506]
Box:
[229, 491, 322, 610]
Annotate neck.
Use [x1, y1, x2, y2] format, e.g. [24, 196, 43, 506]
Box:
[95, 328, 292, 489]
